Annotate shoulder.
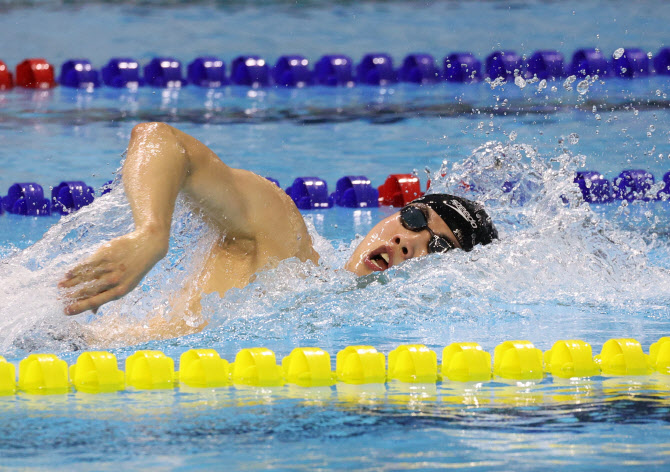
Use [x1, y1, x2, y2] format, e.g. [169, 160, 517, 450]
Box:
[235, 171, 317, 263]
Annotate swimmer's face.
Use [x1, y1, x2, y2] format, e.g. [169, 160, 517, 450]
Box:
[344, 205, 461, 276]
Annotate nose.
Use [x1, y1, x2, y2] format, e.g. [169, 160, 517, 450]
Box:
[392, 232, 425, 260]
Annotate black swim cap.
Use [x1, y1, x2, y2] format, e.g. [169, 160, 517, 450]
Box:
[410, 194, 498, 251]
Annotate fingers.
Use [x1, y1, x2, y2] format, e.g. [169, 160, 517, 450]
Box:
[64, 289, 122, 316]
[59, 261, 113, 289]
[60, 273, 119, 302]
[60, 271, 128, 316]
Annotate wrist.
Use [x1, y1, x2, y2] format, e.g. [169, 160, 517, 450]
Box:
[135, 223, 170, 255]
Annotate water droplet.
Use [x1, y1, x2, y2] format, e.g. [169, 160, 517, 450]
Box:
[514, 76, 526, 89]
[568, 133, 579, 144]
[592, 105, 597, 113]
[595, 114, 601, 121]
[509, 131, 517, 141]
[634, 109, 639, 116]
[647, 52, 653, 59]
[551, 85, 558, 92]
[613, 48, 625, 59]
[656, 89, 662, 96]
[647, 132, 652, 138]
[650, 125, 656, 132]
[563, 75, 576, 91]
[577, 79, 590, 95]
[537, 79, 547, 92]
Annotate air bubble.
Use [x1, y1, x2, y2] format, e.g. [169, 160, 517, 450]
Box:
[650, 125, 656, 132]
[595, 114, 601, 120]
[514, 76, 526, 89]
[568, 133, 579, 144]
[537, 79, 547, 92]
[592, 105, 597, 113]
[613, 48, 625, 59]
[509, 131, 517, 142]
[563, 75, 576, 91]
[551, 85, 558, 92]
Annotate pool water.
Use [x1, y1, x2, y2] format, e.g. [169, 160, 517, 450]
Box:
[1, 1, 670, 470]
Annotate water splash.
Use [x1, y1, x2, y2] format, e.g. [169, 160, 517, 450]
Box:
[1, 142, 669, 355]
[193, 141, 670, 352]
[563, 75, 577, 91]
[0, 177, 215, 354]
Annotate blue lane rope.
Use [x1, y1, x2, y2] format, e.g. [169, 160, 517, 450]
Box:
[1, 46, 669, 90]
[1, 170, 669, 216]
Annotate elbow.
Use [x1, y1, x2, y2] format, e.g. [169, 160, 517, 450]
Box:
[131, 122, 171, 140]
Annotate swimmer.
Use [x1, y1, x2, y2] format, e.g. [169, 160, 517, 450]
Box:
[58, 122, 497, 341]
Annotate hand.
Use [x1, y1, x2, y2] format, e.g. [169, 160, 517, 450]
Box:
[58, 229, 169, 316]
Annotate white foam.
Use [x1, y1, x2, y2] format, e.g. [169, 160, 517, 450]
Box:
[1, 142, 669, 355]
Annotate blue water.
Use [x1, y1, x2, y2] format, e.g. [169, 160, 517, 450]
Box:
[1, 1, 670, 470]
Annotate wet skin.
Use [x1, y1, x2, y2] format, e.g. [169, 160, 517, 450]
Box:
[58, 123, 459, 341]
[344, 206, 461, 276]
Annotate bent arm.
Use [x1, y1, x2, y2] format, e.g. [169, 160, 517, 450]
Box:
[122, 122, 254, 243]
[59, 122, 296, 316]
[121, 122, 189, 249]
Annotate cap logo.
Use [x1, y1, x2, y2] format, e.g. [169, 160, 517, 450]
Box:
[445, 199, 478, 229]
[452, 228, 464, 245]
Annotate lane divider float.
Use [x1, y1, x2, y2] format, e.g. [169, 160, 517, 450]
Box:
[1, 337, 669, 396]
[1, 169, 668, 217]
[1, 47, 669, 91]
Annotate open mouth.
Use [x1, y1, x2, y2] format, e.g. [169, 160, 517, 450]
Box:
[365, 245, 392, 272]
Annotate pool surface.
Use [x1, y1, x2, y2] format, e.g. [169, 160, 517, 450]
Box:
[1, 1, 669, 470]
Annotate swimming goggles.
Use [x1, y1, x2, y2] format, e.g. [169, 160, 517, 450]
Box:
[399, 204, 455, 254]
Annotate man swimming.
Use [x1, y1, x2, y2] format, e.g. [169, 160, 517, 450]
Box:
[59, 123, 497, 337]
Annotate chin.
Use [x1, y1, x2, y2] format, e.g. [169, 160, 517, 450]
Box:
[344, 254, 371, 276]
